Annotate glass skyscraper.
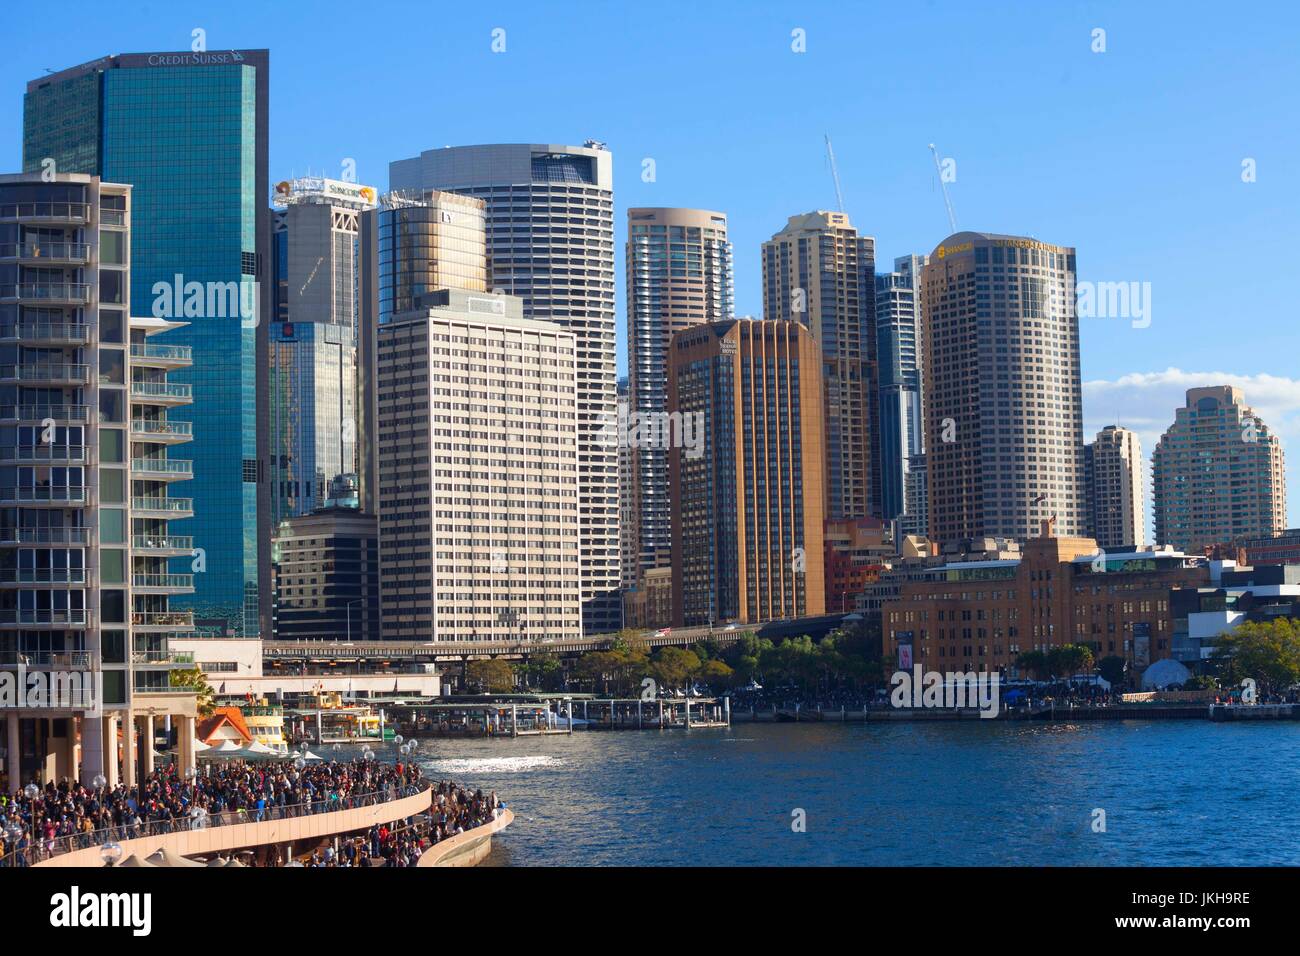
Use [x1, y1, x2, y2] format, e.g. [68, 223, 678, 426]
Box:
[23, 51, 271, 637]
[876, 254, 927, 528]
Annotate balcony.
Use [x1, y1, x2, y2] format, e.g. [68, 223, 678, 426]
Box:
[131, 610, 195, 629]
[0, 321, 90, 344]
[0, 485, 87, 505]
[0, 526, 91, 547]
[132, 496, 193, 518]
[132, 534, 193, 556]
[130, 418, 192, 443]
[0, 282, 92, 305]
[130, 381, 192, 405]
[132, 572, 195, 593]
[0, 650, 91, 667]
[0, 201, 91, 223]
[130, 343, 192, 367]
[0, 362, 90, 384]
[0, 403, 91, 424]
[131, 457, 193, 480]
[0, 568, 87, 586]
[0, 608, 91, 627]
[131, 649, 195, 666]
[0, 240, 90, 264]
[1, 444, 88, 465]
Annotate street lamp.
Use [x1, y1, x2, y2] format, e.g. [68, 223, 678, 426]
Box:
[99, 841, 123, 867]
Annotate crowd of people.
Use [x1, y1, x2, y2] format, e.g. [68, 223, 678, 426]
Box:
[0, 758, 426, 865]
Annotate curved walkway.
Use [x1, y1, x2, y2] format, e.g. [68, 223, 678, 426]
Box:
[29, 784, 432, 868]
[418, 808, 513, 867]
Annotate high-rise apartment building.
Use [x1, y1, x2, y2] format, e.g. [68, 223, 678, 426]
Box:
[389, 143, 619, 635]
[270, 177, 374, 523]
[762, 211, 877, 520]
[626, 208, 733, 582]
[374, 289, 582, 642]
[1085, 425, 1145, 549]
[876, 254, 927, 526]
[922, 232, 1085, 544]
[1, 173, 199, 790]
[617, 377, 637, 592]
[669, 319, 826, 626]
[24, 50, 272, 638]
[1153, 386, 1286, 553]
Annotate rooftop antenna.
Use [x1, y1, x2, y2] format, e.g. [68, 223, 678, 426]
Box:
[824, 134, 845, 214]
[929, 143, 958, 233]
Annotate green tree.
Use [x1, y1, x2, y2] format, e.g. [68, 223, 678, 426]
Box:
[1212, 619, 1300, 696]
[1096, 654, 1128, 689]
[650, 647, 701, 691]
[1016, 650, 1048, 681]
[169, 667, 215, 717]
[464, 658, 516, 694]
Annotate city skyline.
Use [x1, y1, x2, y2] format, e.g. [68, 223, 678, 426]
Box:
[2, 2, 1297, 524]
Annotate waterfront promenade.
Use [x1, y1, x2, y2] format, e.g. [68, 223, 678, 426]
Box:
[0, 760, 510, 867]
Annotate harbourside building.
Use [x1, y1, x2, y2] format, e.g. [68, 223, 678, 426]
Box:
[1084, 424, 1145, 549]
[762, 211, 878, 520]
[1, 172, 199, 790]
[24, 50, 273, 639]
[1221, 529, 1300, 566]
[1170, 562, 1300, 664]
[824, 517, 895, 614]
[669, 318, 826, 627]
[1152, 386, 1286, 554]
[272, 502, 379, 642]
[882, 522, 1209, 677]
[373, 289, 582, 642]
[626, 207, 733, 584]
[389, 142, 620, 636]
[269, 177, 375, 523]
[921, 232, 1086, 545]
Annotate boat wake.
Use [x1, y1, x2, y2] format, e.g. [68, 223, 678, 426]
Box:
[423, 755, 562, 774]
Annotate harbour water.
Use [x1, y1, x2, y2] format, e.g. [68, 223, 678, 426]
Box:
[411, 721, 1300, 866]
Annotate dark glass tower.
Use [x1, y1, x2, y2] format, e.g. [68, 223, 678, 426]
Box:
[23, 51, 271, 637]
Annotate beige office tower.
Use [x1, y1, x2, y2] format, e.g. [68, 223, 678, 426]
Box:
[1153, 386, 1286, 553]
[390, 143, 620, 635]
[1085, 425, 1145, 549]
[374, 288, 582, 642]
[762, 211, 878, 520]
[358, 190, 488, 513]
[922, 232, 1086, 544]
[626, 207, 733, 582]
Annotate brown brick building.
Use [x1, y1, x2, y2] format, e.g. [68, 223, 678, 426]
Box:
[883, 522, 1209, 676]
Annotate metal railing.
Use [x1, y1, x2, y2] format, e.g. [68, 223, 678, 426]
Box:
[132, 535, 194, 552]
[0, 364, 90, 382]
[132, 497, 193, 513]
[0, 322, 89, 342]
[131, 457, 193, 476]
[0, 781, 429, 867]
[131, 650, 195, 665]
[131, 611, 194, 627]
[1, 444, 88, 463]
[132, 573, 195, 590]
[131, 419, 192, 438]
[130, 343, 192, 363]
[0, 650, 91, 667]
[0, 527, 91, 545]
[0, 283, 92, 303]
[0, 568, 87, 585]
[0, 485, 87, 503]
[130, 381, 192, 401]
[0, 201, 91, 222]
[0, 403, 91, 422]
[0, 240, 90, 261]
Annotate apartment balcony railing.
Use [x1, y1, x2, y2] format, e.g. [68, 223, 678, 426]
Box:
[0, 240, 90, 263]
[0, 201, 91, 223]
[0, 608, 91, 626]
[130, 381, 192, 403]
[0, 321, 90, 344]
[0, 282, 92, 304]
[132, 496, 194, 516]
[0, 650, 91, 667]
[132, 534, 194, 554]
[131, 650, 195, 665]
[1, 444, 88, 464]
[130, 457, 193, 479]
[0, 568, 87, 585]
[0, 363, 90, 384]
[0, 403, 91, 423]
[130, 418, 192, 441]
[132, 572, 195, 591]
[132, 611, 195, 628]
[0, 485, 87, 505]
[0, 527, 91, 546]
[130, 343, 192, 365]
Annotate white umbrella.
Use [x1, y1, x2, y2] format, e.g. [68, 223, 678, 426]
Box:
[146, 847, 206, 868]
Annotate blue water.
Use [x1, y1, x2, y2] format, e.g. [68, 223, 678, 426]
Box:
[408, 721, 1300, 866]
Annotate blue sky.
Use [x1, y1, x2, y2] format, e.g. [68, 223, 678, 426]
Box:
[4, 0, 1299, 524]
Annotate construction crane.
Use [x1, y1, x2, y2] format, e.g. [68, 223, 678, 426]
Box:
[824, 134, 845, 214]
[929, 143, 958, 233]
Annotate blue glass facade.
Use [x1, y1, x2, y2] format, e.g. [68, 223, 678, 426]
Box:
[23, 52, 271, 636]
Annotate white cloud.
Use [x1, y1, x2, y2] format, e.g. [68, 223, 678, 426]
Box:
[1083, 367, 1300, 529]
